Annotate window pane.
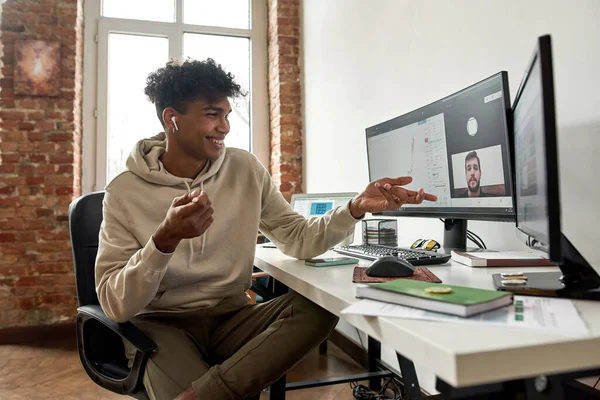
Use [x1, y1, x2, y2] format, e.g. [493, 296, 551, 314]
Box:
[103, 0, 175, 23]
[183, 0, 249, 29]
[107, 34, 168, 183]
[184, 33, 250, 152]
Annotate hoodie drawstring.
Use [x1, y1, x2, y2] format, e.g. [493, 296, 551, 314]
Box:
[200, 181, 206, 255]
[183, 181, 207, 269]
[184, 182, 194, 268]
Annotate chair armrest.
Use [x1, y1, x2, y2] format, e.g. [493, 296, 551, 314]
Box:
[249, 281, 276, 302]
[252, 272, 269, 279]
[77, 305, 157, 353]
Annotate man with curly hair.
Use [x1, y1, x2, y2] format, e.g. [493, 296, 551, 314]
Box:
[95, 58, 437, 400]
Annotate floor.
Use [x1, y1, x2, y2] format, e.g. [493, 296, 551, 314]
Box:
[0, 335, 369, 400]
[1, 331, 598, 400]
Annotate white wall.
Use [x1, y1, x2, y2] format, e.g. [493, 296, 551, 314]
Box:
[301, 0, 600, 394]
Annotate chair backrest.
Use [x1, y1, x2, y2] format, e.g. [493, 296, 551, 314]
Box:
[69, 191, 105, 307]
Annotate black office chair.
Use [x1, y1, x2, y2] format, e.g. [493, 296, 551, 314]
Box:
[69, 191, 155, 399]
[69, 191, 280, 400]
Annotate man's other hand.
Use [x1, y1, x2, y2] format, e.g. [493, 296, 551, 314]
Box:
[153, 190, 214, 253]
[349, 176, 438, 219]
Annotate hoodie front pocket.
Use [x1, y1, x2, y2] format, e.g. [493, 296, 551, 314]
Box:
[150, 283, 246, 310]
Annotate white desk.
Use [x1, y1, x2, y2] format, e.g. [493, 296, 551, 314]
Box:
[254, 246, 600, 389]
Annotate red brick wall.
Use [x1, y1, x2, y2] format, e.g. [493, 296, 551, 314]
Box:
[0, 0, 83, 328]
[267, 0, 302, 201]
[0, 0, 298, 328]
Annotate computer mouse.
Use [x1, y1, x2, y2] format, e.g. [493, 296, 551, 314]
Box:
[365, 256, 415, 277]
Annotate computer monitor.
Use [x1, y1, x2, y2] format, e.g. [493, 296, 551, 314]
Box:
[291, 192, 358, 219]
[366, 72, 513, 249]
[260, 193, 357, 247]
[507, 34, 600, 299]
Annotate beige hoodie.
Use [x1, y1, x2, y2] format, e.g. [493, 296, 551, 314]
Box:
[95, 133, 359, 322]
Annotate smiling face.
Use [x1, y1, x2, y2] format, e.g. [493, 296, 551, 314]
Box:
[465, 156, 481, 193]
[167, 97, 232, 162]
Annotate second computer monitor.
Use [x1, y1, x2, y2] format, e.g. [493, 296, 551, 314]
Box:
[366, 72, 514, 222]
[291, 192, 358, 218]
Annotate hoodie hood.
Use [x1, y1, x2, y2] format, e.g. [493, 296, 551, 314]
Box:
[125, 132, 226, 188]
[124, 132, 226, 258]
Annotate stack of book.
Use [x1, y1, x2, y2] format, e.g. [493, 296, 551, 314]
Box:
[356, 279, 513, 317]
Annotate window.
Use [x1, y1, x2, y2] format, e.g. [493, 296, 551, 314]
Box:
[82, 0, 268, 192]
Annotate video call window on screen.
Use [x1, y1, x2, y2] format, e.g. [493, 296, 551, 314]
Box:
[365, 72, 513, 219]
[451, 145, 507, 198]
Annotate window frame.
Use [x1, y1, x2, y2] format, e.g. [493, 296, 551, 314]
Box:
[82, 0, 268, 193]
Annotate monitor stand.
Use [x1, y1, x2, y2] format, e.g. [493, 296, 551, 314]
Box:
[493, 234, 600, 301]
[443, 219, 468, 250]
[442, 219, 482, 252]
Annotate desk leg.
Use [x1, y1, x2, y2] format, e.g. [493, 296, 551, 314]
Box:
[397, 353, 421, 400]
[268, 375, 286, 400]
[367, 336, 382, 391]
[272, 279, 288, 297]
[319, 340, 328, 355]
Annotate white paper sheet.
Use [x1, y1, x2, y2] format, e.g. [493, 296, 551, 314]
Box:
[341, 295, 589, 337]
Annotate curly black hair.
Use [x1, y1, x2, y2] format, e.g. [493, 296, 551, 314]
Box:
[144, 58, 245, 128]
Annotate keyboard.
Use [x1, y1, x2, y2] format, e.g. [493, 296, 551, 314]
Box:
[334, 244, 451, 266]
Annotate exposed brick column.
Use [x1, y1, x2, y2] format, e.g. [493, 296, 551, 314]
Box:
[267, 0, 302, 202]
[0, 0, 83, 328]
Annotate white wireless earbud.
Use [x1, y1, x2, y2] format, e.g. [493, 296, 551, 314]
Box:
[171, 116, 179, 132]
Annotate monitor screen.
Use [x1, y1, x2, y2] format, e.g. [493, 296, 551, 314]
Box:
[366, 72, 514, 221]
[291, 193, 358, 218]
[512, 35, 561, 261]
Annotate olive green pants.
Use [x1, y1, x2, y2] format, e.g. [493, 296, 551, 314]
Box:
[124, 291, 339, 400]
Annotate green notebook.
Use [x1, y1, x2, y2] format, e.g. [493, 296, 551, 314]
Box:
[356, 279, 513, 317]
